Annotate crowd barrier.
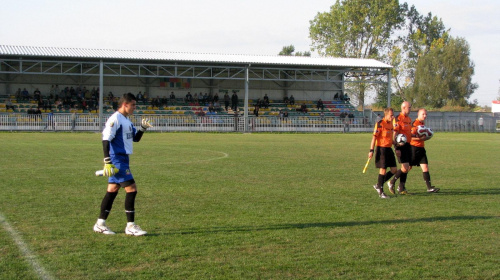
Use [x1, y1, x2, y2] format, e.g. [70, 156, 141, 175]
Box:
[0, 113, 498, 133]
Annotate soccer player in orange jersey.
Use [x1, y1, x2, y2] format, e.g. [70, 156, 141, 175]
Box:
[388, 101, 412, 195]
[409, 108, 440, 193]
[368, 108, 397, 198]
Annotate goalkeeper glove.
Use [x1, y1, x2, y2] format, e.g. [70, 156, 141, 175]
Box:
[103, 157, 118, 177]
[139, 118, 153, 131]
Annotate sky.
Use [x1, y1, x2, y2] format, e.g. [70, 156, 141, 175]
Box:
[1, 0, 498, 106]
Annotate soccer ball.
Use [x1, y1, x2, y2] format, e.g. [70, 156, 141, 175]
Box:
[417, 125, 433, 140]
[395, 133, 407, 146]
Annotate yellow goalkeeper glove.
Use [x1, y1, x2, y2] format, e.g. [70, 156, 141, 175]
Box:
[103, 157, 118, 177]
[139, 118, 153, 131]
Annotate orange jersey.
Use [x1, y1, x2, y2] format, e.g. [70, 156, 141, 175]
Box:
[410, 119, 425, 147]
[393, 113, 412, 140]
[373, 119, 394, 148]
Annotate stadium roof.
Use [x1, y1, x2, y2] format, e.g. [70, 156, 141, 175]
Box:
[0, 45, 392, 69]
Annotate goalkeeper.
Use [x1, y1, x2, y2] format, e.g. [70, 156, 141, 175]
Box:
[93, 93, 153, 236]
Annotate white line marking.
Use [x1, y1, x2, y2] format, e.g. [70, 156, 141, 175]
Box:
[0, 213, 54, 280]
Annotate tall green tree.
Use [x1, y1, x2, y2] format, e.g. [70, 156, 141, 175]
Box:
[279, 45, 311, 56]
[408, 36, 478, 108]
[309, 0, 405, 107]
[388, 6, 447, 101]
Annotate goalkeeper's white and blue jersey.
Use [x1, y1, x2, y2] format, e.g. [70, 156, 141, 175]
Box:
[102, 111, 137, 155]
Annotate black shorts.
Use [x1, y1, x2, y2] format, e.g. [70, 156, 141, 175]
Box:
[411, 146, 428, 166]
[396, 142, 411, 164]
[375, 146, 397, 169]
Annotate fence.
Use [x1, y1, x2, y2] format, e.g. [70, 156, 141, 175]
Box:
[0, 113, 498, 133]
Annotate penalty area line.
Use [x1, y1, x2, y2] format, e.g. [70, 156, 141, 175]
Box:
[0, 213, 54, 280]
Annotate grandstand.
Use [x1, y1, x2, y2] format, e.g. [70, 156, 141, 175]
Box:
[0, 91, 360, 118]
[0, 45, 392, 131]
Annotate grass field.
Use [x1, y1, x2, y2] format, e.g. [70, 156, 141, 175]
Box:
[0, 132, 499, 279]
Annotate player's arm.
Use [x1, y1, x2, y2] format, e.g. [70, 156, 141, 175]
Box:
[368, 135, 376, 159]
[102, 140, 117, 176]
[133, 118, 153, 142]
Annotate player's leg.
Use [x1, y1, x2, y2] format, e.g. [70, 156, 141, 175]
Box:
[373, 147, 390, 198]
[94, 183, 120, 234]
[380, 148, 397, 195]
[374, 168, 389, 198]
[123, 182, 147, 236]
[420, 164, 439, 193]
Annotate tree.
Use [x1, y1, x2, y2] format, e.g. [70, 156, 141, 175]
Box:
[408, 36, 478, 108]
[279, 45, 311, 56]
[309, 0, 405, 108]
[388, 6, 447, 103]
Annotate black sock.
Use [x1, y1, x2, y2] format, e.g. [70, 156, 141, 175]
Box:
[400, 172, 408, 183]
[125, 191, 137, 223]
[399, 172, 408, 189]
[423, 172, 432, 189]
[99, 192, 118, 220]
[391, 169, 403, 184]
[377, 174, 385, 190]
[383, 171, 394, 183]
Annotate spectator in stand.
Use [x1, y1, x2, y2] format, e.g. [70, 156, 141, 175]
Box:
[108, 91, 114, 101]
[289, 95, 295, 105]
[91, 88, 97, 101]
[231, 92, 239, 111]
[348, 112, 354, 122]
[161, 96, 168, 107]
[334, 92, 339, 100]
[213, 93, 219, 103]
[169, 92, 176, 103]
[254, 104, 260, 117]
[137, 92, 143, 102]
[69, 87, 76, 97]
[15, 88, 22, 100]
[186, 92, 193, 102]
[300, 103, 308, 114]
[208, 102, 215, 113]
[224, 92, 230, 111]
[34, 88, 42, 102]
[22, 88, 30, 101]
[38, 98, 44, 110]
[193, 93, 199, 103]
[317, 99, 324, 110]
[263, 94, 270, 108]
[343, 93, 350, 102]
[283, 96, 289, 105]
[214, 100, 221, 112]
[6, 99, 14, 110]
[283, 110, 289, 118]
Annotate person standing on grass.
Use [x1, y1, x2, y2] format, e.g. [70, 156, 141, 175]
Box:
[93, 93, 153, 236]
[409, 108, 440, 193]
[368, 107, 397, 199]
[388, 101, 412, 195]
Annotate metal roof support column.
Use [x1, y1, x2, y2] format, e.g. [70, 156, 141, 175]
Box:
[244, 65, 249, 132]
[387, 70, 392, 107]
[99, 60, 104, 131]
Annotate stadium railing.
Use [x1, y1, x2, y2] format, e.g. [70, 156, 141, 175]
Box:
[0, 113, 372, 133]
[0, 113, 497, 133]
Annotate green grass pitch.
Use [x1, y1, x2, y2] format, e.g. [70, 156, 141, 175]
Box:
[0, 132, 499, 279]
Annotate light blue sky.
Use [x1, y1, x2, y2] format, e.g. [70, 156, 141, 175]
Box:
[1, 0, 498, 106]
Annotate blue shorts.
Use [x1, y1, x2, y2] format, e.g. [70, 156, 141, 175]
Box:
[108, 154, 134, 186]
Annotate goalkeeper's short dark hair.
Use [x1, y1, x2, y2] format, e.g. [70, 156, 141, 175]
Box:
[118, 93, 137, 107]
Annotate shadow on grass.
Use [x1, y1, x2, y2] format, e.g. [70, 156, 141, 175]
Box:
[146, 215, 498, 237]
[435, 188, 500, 196]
